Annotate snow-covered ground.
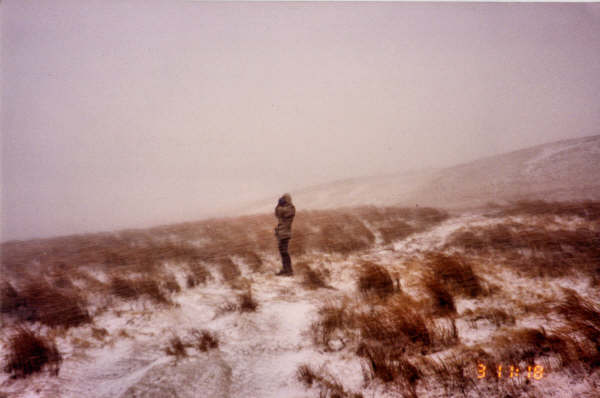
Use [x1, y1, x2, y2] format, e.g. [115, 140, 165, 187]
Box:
[1, 210, 599, 397]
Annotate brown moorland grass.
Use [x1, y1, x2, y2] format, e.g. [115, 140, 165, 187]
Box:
[161, 274, 181, 294]
[218, 257, 241, 282]
[358, 343, 422, 387]
[495, 200, 600, 220]
[238, 250, 263, 272]
[356, 262, 395, 298]
[462, 307, 516, 328]
[164, 335, 187, 359]
[312, 301, 355, 348]
[109, 276, 170, 305]
[424, 253, 483, 298]
[1, 205, 449, 291]
[191, 329, 219, 352]
[0, 282, 23, 315]
[316, 212, 376, 255]
[421, 273, 456, 316]
[357, 305, 431, 357]
[420, 351, 481, 397]
[4, 281, 91, 329]
[238, 288, 258, 312]
[295, 261, 331, 290]
[289, 206, 448, 256]
[186, 259, 211, 288]
[296, 363, 364, 398]
[487, 326, 579, 383]
[377, 220, 415, 245]
[447, 223, 600, 278]
[3, 327, 62, 379]
[352, 206, 448, 248]
[312, 291, 460, 356]
[554, 290, 600, 372]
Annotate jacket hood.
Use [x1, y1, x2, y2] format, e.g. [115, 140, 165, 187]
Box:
[282, 193, 293, 205]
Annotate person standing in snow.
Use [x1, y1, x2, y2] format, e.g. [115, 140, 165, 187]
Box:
[274, 193, 295, 276]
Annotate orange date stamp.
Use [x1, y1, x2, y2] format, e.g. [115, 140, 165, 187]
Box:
[477, 364, 544, 380]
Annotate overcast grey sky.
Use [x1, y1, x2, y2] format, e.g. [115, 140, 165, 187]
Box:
[2, 1, 600, 241]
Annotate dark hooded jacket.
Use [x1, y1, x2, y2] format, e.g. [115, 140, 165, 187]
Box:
[275, 193, 295, 240]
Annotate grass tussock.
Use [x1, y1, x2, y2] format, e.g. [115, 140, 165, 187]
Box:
[312, 293, 459, 372]
[186, 259, 210, 288]
[161, 274, 181, 294]
[554, 290, 600, 371]
[238, 288, 258, 312]
[357, 303, 431, 357]
[422, 352, 479, 397]
[312, 301, 354, 348]
[110, 277, 170, 305]
[295, 261, 331, 290]
[237, 250, 263, 272]
[358, 343, 422, 389]
[164, 335, 187, 359]
[296, 364, 363, 398]
[356, 262, 395, 298]
[490, 327, 574, 376]
[91, 327, 109, 341]
[424, 253, 483, 298]
[2, 281, 91, 329]
[1, 282, 22, 315]
[3, 327, 62, 379]
[191, 329, 219, 352]
[218, 257, 241, 282]
[422, 274, 456, 316]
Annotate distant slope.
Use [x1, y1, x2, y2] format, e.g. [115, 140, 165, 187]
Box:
[410, 134, 600, 208]
[238, 134, 600, 213]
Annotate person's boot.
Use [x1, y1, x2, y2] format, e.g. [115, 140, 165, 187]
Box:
[275, 269, 293, 276]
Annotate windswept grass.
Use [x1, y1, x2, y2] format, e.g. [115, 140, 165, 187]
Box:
[296, 364, 363, 398]
[0, 282, 22, 315]
[191, 329, 219, 352]
[290, 206, 448, 256]
[357, 303, 431, 356]
[110, 276, 171, 305]
[218, 257, 241, 282]
[447, 222, 600, 278]
[422, 274, 456, 316]
[424, 253, 483, 298]
[2, 281, 91, 329]
[312, 293, 459, 360]
[463, 307, 516, 328]
[358, 343, 422, 387]
[356, 262, 395, 298]
[238, 288, 258, 312]
[164, 335, 187, 360]
[493, 200, 600, 221]
[554, 290, 600, 372]
[311, 300, 355, 348]
[186, 259, 211, 288]
[3, 327, 62, 379]
[295, 261, 331, 290]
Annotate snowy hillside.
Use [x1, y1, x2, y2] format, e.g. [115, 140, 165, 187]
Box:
[1, 202, 599, 397]
[238, 135, 600, 214]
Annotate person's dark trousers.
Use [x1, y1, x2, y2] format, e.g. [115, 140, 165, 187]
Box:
[278, 238, 292, 274]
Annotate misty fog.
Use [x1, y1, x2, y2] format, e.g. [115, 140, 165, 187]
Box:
[2, 1, 600, 241]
